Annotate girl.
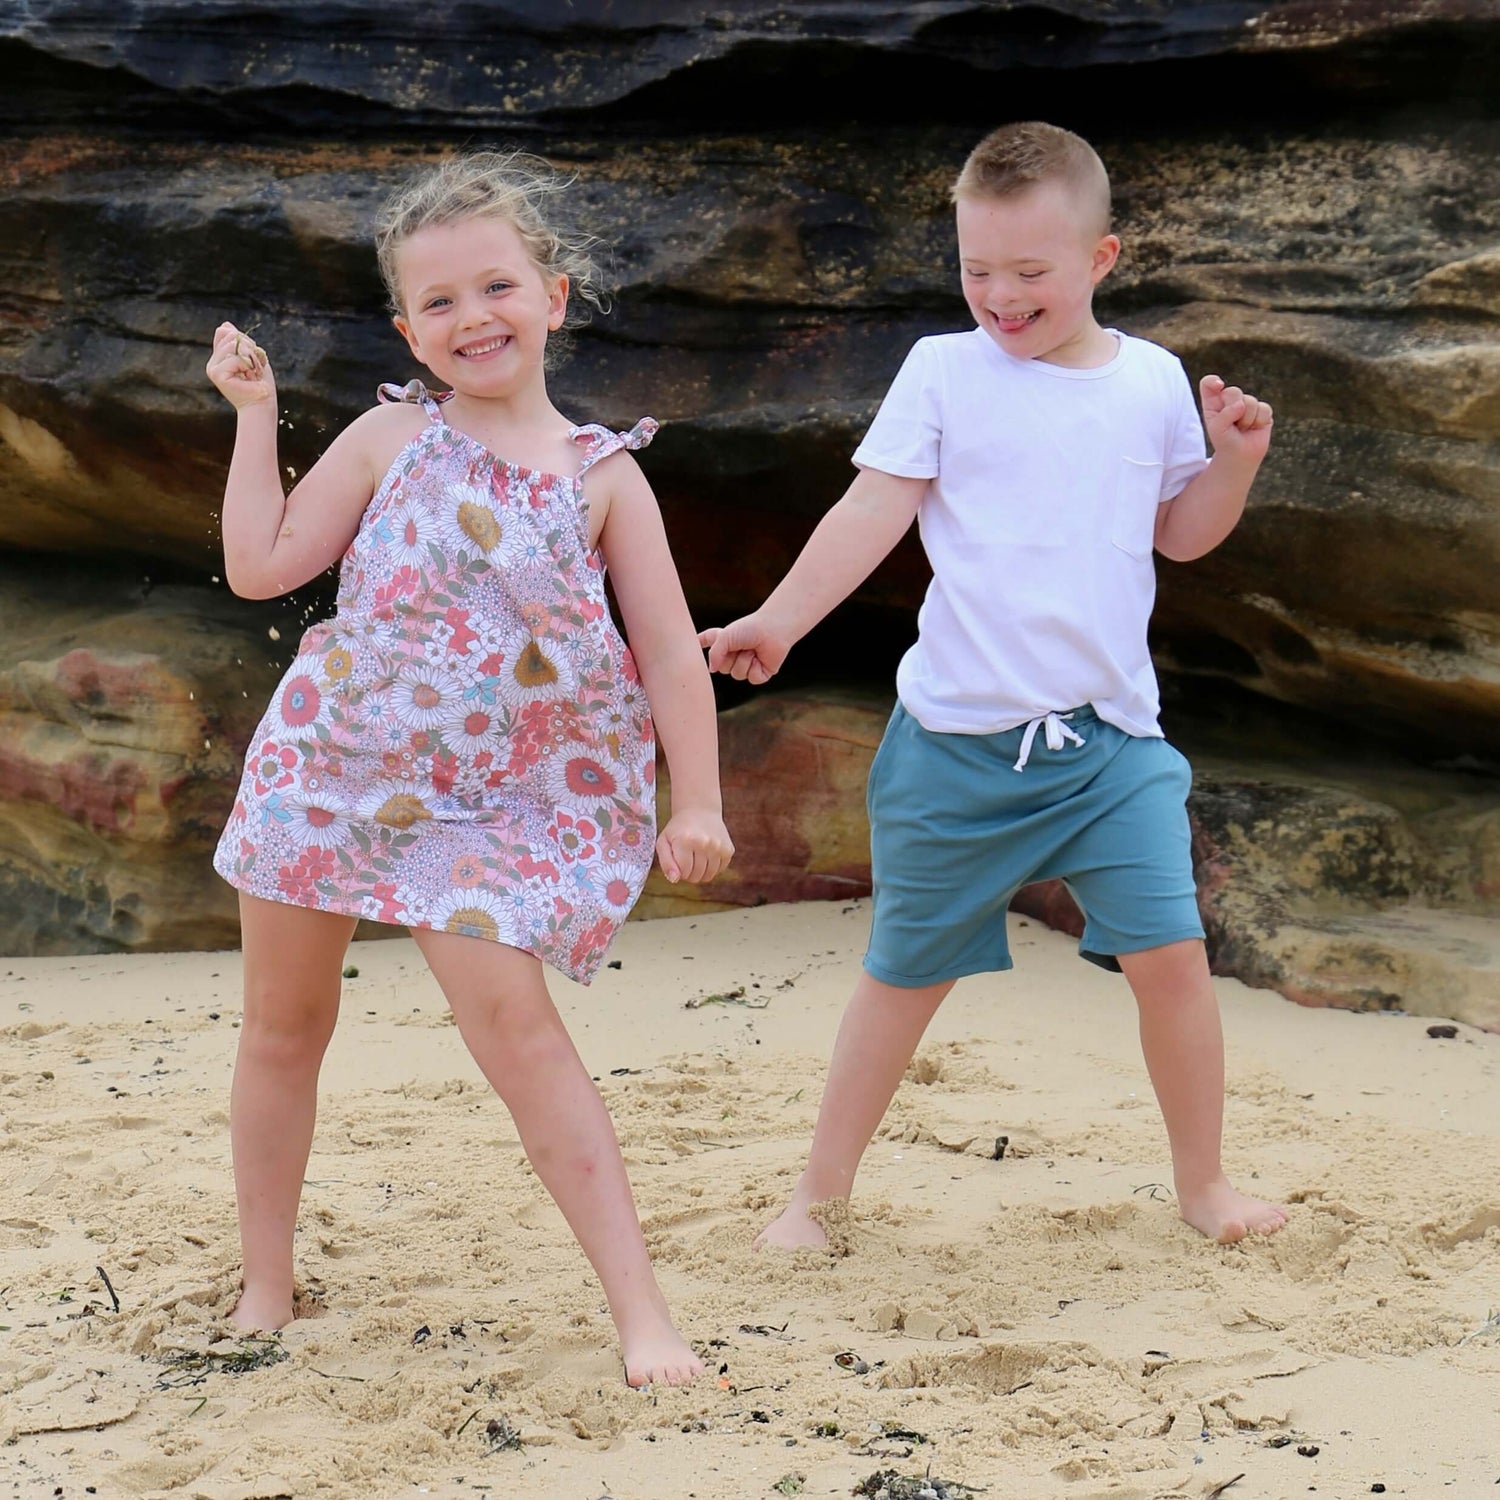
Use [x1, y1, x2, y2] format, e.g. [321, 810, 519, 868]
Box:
[205, 152, 732, 1388]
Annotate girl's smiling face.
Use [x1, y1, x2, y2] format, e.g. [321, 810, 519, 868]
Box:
[392, 216, 568, 395]
[956, 181, 1120, 367]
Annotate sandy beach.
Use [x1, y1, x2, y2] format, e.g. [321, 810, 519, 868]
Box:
[2, 900, 1498, 1499]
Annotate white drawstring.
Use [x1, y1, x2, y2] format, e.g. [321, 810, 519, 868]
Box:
[1013, 711, 1086, 772]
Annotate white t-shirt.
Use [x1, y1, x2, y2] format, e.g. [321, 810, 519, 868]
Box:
[851, 328, 1207, 738]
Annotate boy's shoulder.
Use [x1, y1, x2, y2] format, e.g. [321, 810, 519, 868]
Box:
[1115, 329, 1190, 375]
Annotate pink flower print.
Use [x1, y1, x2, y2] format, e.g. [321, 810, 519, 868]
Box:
[579, 598, 605, 624]
[274, 672, 323, 733]
[549, 811, 598, 864]
[367, 881, 405, 924]
[431, 751, 458, 797]
[251, 739, 299, 796]
[602, 822, 647, 861]
[278, 845, 337, 903]
[444, 606, 478, 657]
[551, 752, 618, 809]
[517, 853, 561, 884]
[569, 915, 616, 975]
[450, 853, 486, 888]
[373, 565, 422, 612]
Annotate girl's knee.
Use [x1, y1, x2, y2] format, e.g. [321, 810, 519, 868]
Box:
[239, 994, 338, 1062]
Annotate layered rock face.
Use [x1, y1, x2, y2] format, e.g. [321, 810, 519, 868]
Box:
[2, 4, 1498, 1018]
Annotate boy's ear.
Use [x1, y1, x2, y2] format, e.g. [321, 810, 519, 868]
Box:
[392, 314, 421, 359]
[1091, 234, 1122, 284]
[547, 274, 570, 332]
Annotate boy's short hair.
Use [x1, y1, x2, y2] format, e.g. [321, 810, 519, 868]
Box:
[953, 122, 1112, 238]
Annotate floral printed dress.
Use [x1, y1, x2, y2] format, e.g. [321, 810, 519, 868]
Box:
[214, 380, 659, 984]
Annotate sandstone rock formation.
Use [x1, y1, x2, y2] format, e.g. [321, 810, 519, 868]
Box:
[1, 3, 1497, 1024]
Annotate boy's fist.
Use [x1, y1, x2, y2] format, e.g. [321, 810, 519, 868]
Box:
[698, 611, 790, 685]
[1200, 374, 1273, 465]
[207, 321, 276, 409]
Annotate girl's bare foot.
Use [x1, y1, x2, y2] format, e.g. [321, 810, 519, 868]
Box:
[621, 1321, 704, 1388]
[753, 1202, 830, 1252]
[229, 1286, 294, 1332]
[1178, 1176, 1288, 1243]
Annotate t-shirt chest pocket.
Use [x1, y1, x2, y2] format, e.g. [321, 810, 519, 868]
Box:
[1112, 456, 1163, 560]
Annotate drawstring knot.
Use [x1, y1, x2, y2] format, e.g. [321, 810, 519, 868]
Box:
[1013, 711, 1086, 772]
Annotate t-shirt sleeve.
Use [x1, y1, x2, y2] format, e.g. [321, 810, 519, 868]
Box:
[851, 339, 941, 479]
[1161, 360, 1208, 501]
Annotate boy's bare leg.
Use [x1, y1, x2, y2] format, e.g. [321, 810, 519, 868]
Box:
[1118, 938, 1287, 1243]
[412, 928, 701, 1388]
[230, 896, 357, 1331]
[756, 972, 953, 1251]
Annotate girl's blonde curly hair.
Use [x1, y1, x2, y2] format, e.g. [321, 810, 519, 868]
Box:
[374, 151, 608, 344]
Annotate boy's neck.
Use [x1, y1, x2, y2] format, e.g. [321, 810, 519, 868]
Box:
[1033, 318, 1118, 370]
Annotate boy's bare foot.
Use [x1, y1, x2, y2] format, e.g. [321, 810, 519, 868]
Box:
[1178, 1177, 1288, 1243]
[229, 1287, 294, 1332]
[622, 1322, 704, 1388]
[753, 1203, 830, 1252]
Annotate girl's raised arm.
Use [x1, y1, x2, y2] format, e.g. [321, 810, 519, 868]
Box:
[207, 321, 396, 599]
[594, 454, 733, 886]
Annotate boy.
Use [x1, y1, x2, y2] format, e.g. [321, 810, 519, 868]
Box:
[701, 121, 1284, 1247]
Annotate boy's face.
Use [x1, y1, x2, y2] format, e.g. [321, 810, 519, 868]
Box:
[956, 182, 1120, 365]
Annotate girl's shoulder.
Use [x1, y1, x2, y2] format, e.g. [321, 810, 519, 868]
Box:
[338, 391, 435, 477]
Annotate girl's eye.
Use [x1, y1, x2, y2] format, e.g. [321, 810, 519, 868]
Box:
[487, 281, 512, 294]
[425, 297, 451, 310]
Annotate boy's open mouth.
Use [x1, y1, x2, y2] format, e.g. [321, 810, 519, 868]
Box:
[455, 335, 512, 358]
[995, 310, 1042, 332]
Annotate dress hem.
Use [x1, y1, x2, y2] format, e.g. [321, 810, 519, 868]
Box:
[215, 865, 602, 986]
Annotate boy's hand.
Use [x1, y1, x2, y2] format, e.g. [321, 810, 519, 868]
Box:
[207, 322, 276, 410]
[1201, 374, 1273, 466]
[698, 611, 790, 685]
[656, 809, 734, 885]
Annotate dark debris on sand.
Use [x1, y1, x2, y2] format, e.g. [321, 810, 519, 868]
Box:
[853, 1471, 979, 1499]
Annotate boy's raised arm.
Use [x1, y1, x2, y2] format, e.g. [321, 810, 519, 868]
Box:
[701, 466, 927, 683]
[1154, 374, 1274, 563]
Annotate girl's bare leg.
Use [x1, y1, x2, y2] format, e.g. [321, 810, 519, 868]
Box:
[230, 895, 357, 1330]
[412, 928, 700, 1388]
[1119, 938, 1287, 1242]
[756, 972, 953, 1251]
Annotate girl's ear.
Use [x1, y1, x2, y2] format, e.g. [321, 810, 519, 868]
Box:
[547, 274, 570, 332]
[392, 314, 421, 359]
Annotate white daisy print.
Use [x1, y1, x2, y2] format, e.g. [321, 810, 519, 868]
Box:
[390, 661, 464, 732]
[443, 696, 507, 757]
[592, 861, 643, 915]
[382, 498, 439, 569]
[442, 483, 518, 567]
[282, 787, 353, 850]
[493, 877, 558, 933]
[497, 629, 576, 708]
[427, 888, 522, 946]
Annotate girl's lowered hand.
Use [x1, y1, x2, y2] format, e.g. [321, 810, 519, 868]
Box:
[206, 321, 276, 410]
[656, 809, 734, 885]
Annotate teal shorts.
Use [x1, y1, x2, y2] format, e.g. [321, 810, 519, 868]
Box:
[864, 703, 1205, 987]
